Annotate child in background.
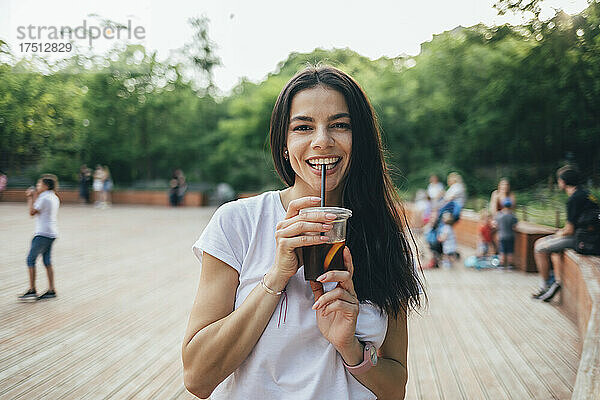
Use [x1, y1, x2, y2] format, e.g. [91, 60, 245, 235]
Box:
[414, 189, 432, 228]
[494, 199, 518, 269]
[478, 209, 495, 257]
[424, 223, 442, 269]
[437, 212, 458, 268]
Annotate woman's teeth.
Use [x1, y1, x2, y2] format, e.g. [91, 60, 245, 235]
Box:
[307, 157, 341, 171]
[314, 164, 335, 171]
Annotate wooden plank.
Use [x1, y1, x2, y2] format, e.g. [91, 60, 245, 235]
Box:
[54, 320, 183, 399]
[465, 288, 557, 399]
[408, 312, 443, 400]
[173, 387, 199, 400]
[409, 239, 579, 400]
[0, 204, 205, 400]
[420, 311, 464, 399]
[0, 204, 583, 400]
[405, 334, 420, 400]
[435, 301, 490, 399]
[473, 283, 579, 389]
[3, 299, 174, 399]
[0, 273, 173, 384]
[95, 341, 183, 399]
[434, 275, 512, 400]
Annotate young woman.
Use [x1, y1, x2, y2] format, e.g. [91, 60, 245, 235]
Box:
[92, 165, 105, 207]
[102, 166, 113, 207]
[489, 178, 516, 216]
[182, 66, 423, 399]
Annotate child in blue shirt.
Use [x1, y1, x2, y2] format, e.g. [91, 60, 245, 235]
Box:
[437, 212, 457, 268]
[494, 199, 518, 269]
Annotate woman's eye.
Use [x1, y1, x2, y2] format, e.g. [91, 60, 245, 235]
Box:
[292, 125, 312, 131]
[332, 122, 351, 130]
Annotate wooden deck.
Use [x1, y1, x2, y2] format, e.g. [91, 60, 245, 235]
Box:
[0, 204, 580, 399]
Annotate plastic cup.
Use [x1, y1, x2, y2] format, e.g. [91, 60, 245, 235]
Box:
[299, 206, 352, 281]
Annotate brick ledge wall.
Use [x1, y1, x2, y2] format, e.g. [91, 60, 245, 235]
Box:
[0, 188, 206, 207]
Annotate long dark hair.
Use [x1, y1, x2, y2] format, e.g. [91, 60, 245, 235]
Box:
[270, 66, 424, 317]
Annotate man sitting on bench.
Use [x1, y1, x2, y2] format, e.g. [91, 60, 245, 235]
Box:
[532, 166, 599, 301]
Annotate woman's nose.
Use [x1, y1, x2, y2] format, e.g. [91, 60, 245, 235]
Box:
[311, 125, 334, 149]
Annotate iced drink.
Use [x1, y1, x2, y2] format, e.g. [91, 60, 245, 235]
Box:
[300, 207, 352, 281]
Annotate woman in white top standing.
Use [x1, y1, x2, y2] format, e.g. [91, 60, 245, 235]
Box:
[427, 174, 445, 207]
[102, 165, 113, 208]
[92, 165, 105, 208]
[182, 66, 424, 399]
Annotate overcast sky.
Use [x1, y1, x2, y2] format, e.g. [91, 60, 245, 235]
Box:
[0, 0, 589, 92]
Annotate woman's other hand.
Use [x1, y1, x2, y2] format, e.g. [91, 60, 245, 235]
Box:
[311, 246, 359, 352]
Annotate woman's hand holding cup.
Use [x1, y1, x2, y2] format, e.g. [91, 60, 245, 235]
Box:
[311, 247, 360, 353]
[266, 196, 337, 292]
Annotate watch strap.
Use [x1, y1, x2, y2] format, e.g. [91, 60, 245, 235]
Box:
[343, 342, 376, 375]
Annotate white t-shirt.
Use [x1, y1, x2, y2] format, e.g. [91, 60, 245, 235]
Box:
[192, 191, 388, 400]
[33, 190, 60, 238]
[427, 182, 445, 201]
[443, 182, 466, 208]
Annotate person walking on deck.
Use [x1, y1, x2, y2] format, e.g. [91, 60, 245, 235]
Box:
[18, 174, 60, 302]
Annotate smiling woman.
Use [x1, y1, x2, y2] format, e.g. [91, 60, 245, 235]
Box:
[286, 86, 352, 199]
[182, 65, 424, 400]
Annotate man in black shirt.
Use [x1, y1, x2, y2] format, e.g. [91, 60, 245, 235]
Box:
[532, 167, 598, 301]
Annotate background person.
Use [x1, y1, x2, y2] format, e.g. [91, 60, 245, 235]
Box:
[102, 166, 113, 208]
[437, 212, 458, 268]
[427, 174, 445, 208]
[169, 170, 180, 207]
[477, 209, 495, 257]
[489, 177, 516, 216]
[78, 164, 92, 204]
[176, 169, 187, 206]
[18, 174, 60, 302]
[169, 169, 187, 206]
[532, 167, 599, 301]
[182, 66, 423, 400]
[93, 165, 105, 207]
[494, 199, 518, 269]
[433, 172, 466, 227]
[0, 170, 7, 200]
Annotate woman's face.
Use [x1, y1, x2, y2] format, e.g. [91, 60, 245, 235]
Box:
[499, 179, 509, 193]
[286, 86, 352, 194]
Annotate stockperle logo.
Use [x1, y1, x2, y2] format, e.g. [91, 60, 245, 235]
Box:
[16, 19, 146, 47]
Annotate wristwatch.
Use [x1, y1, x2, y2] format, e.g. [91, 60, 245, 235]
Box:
[343, 342, 378, 375]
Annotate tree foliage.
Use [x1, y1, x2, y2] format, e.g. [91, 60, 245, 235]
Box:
[1, 3, 599, 193]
